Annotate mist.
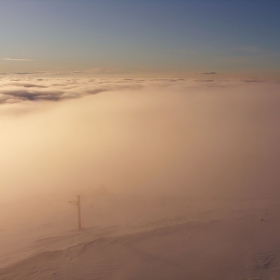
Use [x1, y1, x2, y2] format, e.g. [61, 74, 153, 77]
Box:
[1, 79, 280, 199]
[1, 79, 280, 229]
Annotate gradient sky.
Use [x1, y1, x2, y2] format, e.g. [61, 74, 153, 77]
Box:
[1, 0, 280, 78]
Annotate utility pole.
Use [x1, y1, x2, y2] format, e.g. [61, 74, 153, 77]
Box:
[68, 195, 82, 230]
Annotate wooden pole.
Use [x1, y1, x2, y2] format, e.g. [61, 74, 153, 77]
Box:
[68, 195, 82, 230]
[77, 195, 82, 230]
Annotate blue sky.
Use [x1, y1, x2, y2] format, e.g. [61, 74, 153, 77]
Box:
[0, 0, 280, 78]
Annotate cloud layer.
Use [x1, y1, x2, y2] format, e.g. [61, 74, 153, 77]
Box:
[1, 77, 280, 204]
[0, 77, 204, 106]
[0, 77, 147, 104]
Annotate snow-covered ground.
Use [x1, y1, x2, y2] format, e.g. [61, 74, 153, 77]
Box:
[1, 194, 280, 280]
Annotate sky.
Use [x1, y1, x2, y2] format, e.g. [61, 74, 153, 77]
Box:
[0, 0, 280, 79]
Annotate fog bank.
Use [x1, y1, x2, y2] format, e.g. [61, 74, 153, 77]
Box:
[1, 79, 280, 204]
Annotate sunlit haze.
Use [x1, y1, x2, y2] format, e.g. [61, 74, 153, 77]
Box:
[1, 1, 280, 279]
[1, 78, 280, 202]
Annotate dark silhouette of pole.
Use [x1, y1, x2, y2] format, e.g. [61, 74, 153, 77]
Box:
[77, 195, 82, 230]
[68, 195, 82, 230]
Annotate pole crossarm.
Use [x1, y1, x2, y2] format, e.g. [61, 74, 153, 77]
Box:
[68, 201, 78, 206]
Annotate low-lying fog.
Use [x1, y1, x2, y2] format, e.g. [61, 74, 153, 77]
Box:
[0, 78, 280, 232]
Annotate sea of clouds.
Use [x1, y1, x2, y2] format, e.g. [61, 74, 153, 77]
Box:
[0, 76, 280, 204]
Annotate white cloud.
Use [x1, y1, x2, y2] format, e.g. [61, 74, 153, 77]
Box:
[2, 58, 34, 62]
[201, 72, 216, 75]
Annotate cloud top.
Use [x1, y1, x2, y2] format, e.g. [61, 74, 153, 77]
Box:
[1, 77, 280, 205]
[0, 77, 278, 107]
[0, 77, 146, 105]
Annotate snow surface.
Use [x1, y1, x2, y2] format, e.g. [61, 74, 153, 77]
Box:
[1, 195, 280, 280]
